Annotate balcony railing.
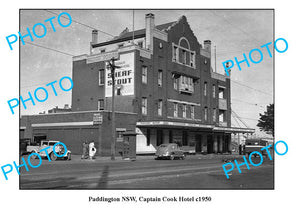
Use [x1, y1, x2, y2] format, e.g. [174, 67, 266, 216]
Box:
[219, 98, 227, 110]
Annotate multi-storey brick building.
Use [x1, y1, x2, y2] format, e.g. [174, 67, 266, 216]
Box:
[21, 13, 254, 155]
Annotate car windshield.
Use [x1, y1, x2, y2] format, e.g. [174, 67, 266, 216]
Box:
[159, 144, 168, 147]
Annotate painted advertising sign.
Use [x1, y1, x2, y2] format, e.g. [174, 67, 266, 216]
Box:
[105, 52, 135, 97]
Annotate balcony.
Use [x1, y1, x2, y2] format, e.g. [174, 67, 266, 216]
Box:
[219, 98, 227, 110]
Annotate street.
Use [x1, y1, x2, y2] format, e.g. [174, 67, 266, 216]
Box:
[20, 154, 274, 189]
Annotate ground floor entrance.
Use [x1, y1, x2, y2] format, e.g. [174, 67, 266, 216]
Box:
[135, 127, 232, 154]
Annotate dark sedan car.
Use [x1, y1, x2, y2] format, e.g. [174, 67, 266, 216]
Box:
[155, 143, 185, 160]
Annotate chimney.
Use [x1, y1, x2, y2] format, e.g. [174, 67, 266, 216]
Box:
[204, 40, 211, 54]
[145, 13, 155, 51]
[92, 29, 98, 44]
[90, 29, 98, 54]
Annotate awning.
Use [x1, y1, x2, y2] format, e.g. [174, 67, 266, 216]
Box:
[137, 121, 255, 134]
[136, 121, 214, 129]
[213, 126, 255, 134]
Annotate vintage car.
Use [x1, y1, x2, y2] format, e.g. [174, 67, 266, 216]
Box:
[244, 138, 271, 157]
[155, 143, 185, 160]
[28, 140, 71, 161]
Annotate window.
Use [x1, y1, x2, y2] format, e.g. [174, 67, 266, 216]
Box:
[190, 52, 195, 67]
[219, 110, 225, 122]
[99, 69, 105, 85]
[118, 43, 124, 48]
[173, 77, 178, 90]
[174, 103, 178, 117]
[212, 85, 216, 98]
[158, 100, 162, 116]
[158, 70, 162, 87]
[142, 97, 147, 115]
[138, 41, 143, 48]
[116, 88, 121, 96]
[173, 45, 178, 61]
[179, 76, 194, 93]
[98, 99, 104, 110]
[100, 49, 106, 53]
[204, 82, 207, 96]
[219, 87, 225, 99]
[190, 78, 194, 92]
[142, 66, 147, 84]
[204, 107, 208, 121]
[182, 104, 186, 118]
[182, 49, 186, 64]
[213, 108, 216, 122]
[191, 105, 195, 119]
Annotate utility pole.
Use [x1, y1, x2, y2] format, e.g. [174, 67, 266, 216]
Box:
[107, 57, 120, 160]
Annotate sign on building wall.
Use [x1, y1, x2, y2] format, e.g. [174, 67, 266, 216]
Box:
[93, 113, 103, 125]
[105, 52, 135, 97]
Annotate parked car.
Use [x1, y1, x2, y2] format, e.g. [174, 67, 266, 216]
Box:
[155, 143, 185, 160]
[28, 140, 72, 161]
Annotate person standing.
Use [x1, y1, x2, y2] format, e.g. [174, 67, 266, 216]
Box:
[89, 140, 97, 160]
[81, 140, 88, 159]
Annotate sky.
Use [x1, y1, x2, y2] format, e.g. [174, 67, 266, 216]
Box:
[20, 9, 274, 135]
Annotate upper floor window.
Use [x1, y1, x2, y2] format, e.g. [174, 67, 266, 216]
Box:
[174, 103, 178, 118]
[158, 70, 163, 87]
[204, 82, 208, 96]
[213, 108, 216, 122]
[219, 110, 225, 122]
[98, 99, 104, 111]
[100, 49, 106, 53]
[142, 66, 147, 84]
[212, 85, 216, 98]
[190, 52, 195, 67]
[173, 45, 179, 62]
[118, 43, 124, 48]
[99, 69, 105, 85]
[179, 76, 194, 94]
[219, 87, 225, 99]
[138, 41, 143, 48]
[191, 105, 195, 119]
[182, 104, 186, 118]
[173, 77, 178, 90]
[158, 100, 162, 116]
[142, 97, 147, 115]
[172, 40, 195, 69]
[182, 49, 187, 65]
[204, 107, 208, 121]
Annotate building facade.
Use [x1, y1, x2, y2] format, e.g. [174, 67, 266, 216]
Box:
[21, 13, 254, 156]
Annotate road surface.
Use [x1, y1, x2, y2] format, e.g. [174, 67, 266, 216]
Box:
[19, 154, 274, 189]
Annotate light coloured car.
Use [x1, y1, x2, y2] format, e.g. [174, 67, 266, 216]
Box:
[30, 140, 71, 161]
[155, 143, 185, 160]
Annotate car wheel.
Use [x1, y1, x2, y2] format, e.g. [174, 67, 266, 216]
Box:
[181, 154, 186, 160]
[170, 155, 175, 160]
[50, 152, 57, 161]
[67, 153, 71, 161]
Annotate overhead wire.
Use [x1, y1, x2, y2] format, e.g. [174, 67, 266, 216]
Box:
[44, 10, 115, 37]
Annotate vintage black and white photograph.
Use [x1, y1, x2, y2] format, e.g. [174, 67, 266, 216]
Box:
[19, 9, 274, 189]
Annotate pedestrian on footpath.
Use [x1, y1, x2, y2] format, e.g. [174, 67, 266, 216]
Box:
[89, 140, 97, 160]
[81, 140, 88, 159]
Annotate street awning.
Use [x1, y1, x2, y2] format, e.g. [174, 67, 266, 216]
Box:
[213, 126, 255, 134]
[136, 121, 214, 129]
